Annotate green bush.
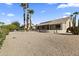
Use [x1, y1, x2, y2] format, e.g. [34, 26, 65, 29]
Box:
[0, 31, 6, 48]
[67, 27, 79, 35]
[0, 26, 9, 48]
[0, 21, 20, 48]
[1, 25, 10, 35]
[2, 28, 9, 35]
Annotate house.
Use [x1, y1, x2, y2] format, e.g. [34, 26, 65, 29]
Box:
[36, 17, 73, 33]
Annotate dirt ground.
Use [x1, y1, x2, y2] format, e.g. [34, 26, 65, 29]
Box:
[0, 31, 79, 56]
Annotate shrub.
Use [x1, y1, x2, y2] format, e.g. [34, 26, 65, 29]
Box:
[0, 21, 20, 48]
[0, 31, 6, 48]
[67, 27, 79, 35]
[2, 28, 9, 35]
[0, 25, 9, 48]
[6, 24, 17, 32]
[1, 25, 10, 35]
[11, 21, 20, 31]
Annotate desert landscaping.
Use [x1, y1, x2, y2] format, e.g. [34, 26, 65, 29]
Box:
[0, 31, 79, 56]
[0, 3, 79, 56]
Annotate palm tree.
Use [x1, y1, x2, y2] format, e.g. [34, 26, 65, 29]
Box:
[21, 3, 29, 31]
[28, 9, 34, 30]
[73, 12, 79, 27]
[21, 3, 27, 30]
[69, 14, 73, 27]
[70, 14, 73, 20]
[26, 3, 29, 31]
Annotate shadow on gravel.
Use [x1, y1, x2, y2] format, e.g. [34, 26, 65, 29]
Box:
[36, 30, 49, 33]
[57, 33, 73, 35]
[12, 37, 16, 39]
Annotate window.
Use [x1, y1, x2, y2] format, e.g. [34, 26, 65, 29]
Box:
[56, 24, 61, 30]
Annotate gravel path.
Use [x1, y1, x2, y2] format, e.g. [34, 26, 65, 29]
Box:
[0, 31, 79, 56]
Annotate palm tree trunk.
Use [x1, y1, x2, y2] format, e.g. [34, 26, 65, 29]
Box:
[26, 12, 29, 31]
[26, 3, 29, 31]
[30, 14, 32, 30]
[73, 15, 76, 27]
[23, 8, 25, 30]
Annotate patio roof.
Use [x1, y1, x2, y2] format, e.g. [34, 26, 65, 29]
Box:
[37, 17, 70, 26]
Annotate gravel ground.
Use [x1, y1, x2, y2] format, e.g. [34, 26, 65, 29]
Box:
[0, 31, 79, 56]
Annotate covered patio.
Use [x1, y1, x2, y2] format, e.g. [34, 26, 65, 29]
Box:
[37, 24, 62, 30]
[36, 17, 72, 33]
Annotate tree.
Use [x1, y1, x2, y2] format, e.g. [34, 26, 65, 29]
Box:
[72, 12, 79, 27]
[8, 24, 17, 31]
[69, 15, 73, 27]
[67, 12, 79, 35]
[28, 9, 34, 30]
[21, 3, 29, 30]
[11, 22, 20, 27]
[11, 21, 20, 30]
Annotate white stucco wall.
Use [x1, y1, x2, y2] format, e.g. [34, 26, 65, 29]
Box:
[48, 19, 73, 33]
[48, 29, 67, 33]
[66, 19, 73, 28]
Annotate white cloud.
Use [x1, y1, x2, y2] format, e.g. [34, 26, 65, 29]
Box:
[57, 3, 79, 8]
[5, 19, 11, 24]
[1, 12, 5, 15]
[5, 3, 13, 5]
[7, 13, 15, 17]
[0, 19, 11, 24]
[47, 3, 53, 5]
[65, 12, 71, 15]
[6, 19, 10, 22]
[62, 16, 68, 18]
[41, 10, 46, 13]
[0, 20, 4, 22]
[57, 4, 68, 8]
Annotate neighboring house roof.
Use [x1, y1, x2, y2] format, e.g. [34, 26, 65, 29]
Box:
[37, 17, 70, 26]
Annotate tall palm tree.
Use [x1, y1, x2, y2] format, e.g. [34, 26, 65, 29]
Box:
[28, 9, 34, 30]
[73, 12, 79, 27]
[70, 14, 73, 20]
[21, 3, 29, 31]
[26, 3, 29, 31]
[69, 14, 73, 27]
[21, 3, 27, 30]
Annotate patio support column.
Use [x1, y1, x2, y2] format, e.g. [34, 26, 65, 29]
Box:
[39, 26, 41, 30]
[49, 25, 50, 30]
[54, 25, 57, 33]
[45, 25, 47, 30]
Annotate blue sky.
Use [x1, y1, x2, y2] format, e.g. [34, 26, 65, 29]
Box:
[0, 3, 79, 25]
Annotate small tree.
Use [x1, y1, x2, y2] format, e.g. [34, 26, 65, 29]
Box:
[11, 21, 20, 30]
[8, 24, 17, 31]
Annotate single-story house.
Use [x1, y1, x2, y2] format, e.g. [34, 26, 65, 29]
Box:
[36, 17, 73, 33]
